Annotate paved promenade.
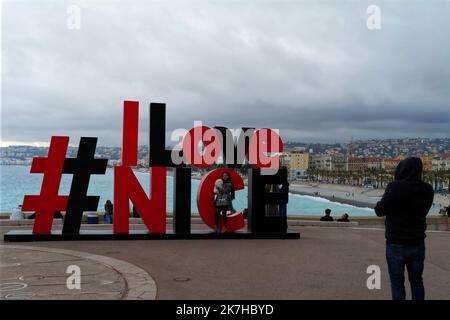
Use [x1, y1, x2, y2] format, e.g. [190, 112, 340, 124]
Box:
[0, 244, 156, 300]
[1, 225, 449, 299]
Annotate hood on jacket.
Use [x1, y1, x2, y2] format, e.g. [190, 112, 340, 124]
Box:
[394, 157, 423, 182]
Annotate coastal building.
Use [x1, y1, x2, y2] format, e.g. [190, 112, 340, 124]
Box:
[432, 153, 450, 171]
[367, 157, 384, 170]
[288, 148, 309, 170]
[309, 154, 329, 171]
[347, 156, 389, 172]
[309, 153, 346, 171]
[281, 147, 309, 180]
[347, 156, 368, 172]
[331, 153, 347, 171]
[418, 155, 433, 172]
[383, 155, 405, 172]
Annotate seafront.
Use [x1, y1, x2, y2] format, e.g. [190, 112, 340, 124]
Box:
[289, 182, 449, 214]
[2, 165, 447, 216]
[0, 166, 376, 217]
[1, 214, 449, 231]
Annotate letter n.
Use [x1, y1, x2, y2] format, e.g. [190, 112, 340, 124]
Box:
[113, 166, 166, 234]
[113, 100, 167, 234]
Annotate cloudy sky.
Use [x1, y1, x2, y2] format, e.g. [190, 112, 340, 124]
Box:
[1, 0, 449, 147]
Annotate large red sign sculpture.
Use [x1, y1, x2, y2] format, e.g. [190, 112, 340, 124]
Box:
[4, 100, 299, 241]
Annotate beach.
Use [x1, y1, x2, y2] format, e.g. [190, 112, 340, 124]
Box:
[289, 182, 449, 214]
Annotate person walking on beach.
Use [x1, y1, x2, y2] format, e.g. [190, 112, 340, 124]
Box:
[320, 208, 334, 221]
[213, 171, 235, 234]
[375, 157, 433, 300]
[104, 200, 113, 224]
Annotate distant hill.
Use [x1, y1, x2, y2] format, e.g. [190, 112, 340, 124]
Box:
[1, 137, 449, 165]
[285, 137, 449, 157]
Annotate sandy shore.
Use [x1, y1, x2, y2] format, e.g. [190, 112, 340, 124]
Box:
[289, 182, 449, 214]
[192, 171, 448, 214]
[289, 183, 380, 208]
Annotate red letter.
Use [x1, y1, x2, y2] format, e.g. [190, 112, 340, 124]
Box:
[122, 101, 139, 166]
[113, 166, 166, 234]
[113, 100, 167, 234]
[197, 168, 245, 232]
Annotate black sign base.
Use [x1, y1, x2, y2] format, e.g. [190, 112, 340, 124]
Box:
[4, 229, 300, 242]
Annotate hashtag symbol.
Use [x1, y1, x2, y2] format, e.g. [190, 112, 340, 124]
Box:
[62, 137, 108, 234]
[22, 136, 70, 234]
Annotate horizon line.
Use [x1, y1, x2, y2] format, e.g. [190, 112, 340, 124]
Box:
[1, 136, 449, 148]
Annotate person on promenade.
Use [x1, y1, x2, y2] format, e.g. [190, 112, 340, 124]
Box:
[104, 200, 113, 224]
[375, 157, 433, 300]
[213, 171, 235, 234]
[446, 205, 450, 232]
[10, 205, 24, 220]
[53, 211, 63, 219]
[132, 205, 140, 218]
[337, 213, 350, 222]
[320, 208, 334, 221]
[279, 183, 289, 218]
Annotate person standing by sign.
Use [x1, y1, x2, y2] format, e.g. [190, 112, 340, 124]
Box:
[375, 157, 434, 300]
[10, 205, 25, 220]
[446, 205, 450, 231]
[104, 200, 113, 224]
[213, 171, 235, 234]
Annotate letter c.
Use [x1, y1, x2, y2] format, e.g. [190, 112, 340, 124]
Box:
[197, 168, 245, 232]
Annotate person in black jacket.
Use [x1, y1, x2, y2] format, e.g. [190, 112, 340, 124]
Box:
[337, 213, 350, 222]
[104, 200, 113, 224]
[375, 157, 434, 300]
[320, 208, 334, 221]
[132, 205, 140, 218]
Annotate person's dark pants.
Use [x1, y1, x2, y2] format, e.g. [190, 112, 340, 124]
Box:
[215, 206, 228, 229]
[386, 243, 425, 300]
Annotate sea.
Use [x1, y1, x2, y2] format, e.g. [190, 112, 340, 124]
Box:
[0, 165, 375, 216]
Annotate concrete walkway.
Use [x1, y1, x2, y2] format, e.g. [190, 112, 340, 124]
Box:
[1, 225, 449, 300]
[0, 245, 157, 300]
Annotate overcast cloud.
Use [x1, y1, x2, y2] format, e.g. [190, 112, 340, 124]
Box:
[1, 0, 449, 146]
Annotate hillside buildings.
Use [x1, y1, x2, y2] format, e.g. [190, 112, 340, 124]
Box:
[432, 154, 450, 171]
